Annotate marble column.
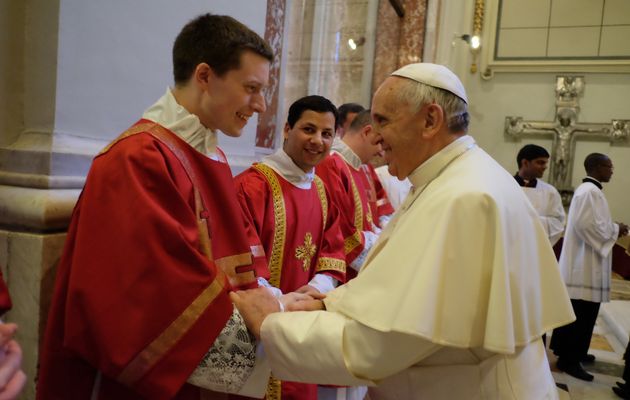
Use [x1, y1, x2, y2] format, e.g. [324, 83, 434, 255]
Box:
[372, 0, 428, 94]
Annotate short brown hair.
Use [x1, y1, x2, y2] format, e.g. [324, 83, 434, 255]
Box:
[172, 13, 273, 85]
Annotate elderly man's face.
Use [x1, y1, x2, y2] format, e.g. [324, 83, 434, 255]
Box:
[371, 78, 426, 179]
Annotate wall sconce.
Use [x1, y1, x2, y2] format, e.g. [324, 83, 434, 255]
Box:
[348, 37, 366, 51]
[452, 2, 484, 73]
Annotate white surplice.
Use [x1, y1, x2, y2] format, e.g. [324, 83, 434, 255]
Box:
[522, 179, 566, 246]
[559, 179, 619, 303]
[375, 165, 412, 211]
[260, 136, 575, 399]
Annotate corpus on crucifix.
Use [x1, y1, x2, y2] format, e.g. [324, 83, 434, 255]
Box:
[505, 76, 629, 204]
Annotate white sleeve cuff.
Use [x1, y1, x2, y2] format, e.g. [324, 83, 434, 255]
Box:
[308, 274, 337, 294]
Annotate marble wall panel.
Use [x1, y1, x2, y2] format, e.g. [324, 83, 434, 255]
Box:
[256, 0, 287, 149]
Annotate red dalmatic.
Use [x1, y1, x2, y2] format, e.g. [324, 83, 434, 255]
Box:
[235, 163, 346, 400]
[316, 153, 375, 279]
[37, 120, 264, 400]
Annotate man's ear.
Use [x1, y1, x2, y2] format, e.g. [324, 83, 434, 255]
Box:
[283, 122, 291, 140]
[361, 124, 372, 140]
[421, 104, 445, 138]
[193, 63, 215, 87]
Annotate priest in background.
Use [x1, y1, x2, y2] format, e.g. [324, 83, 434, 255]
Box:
[231, 63, 576, 399]
[234, 95, 346, 400]
[551, 153, 629, 382]
[514, 144, 565, 246]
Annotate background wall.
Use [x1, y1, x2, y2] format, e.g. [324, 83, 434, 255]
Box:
[433, 0, 630, 222]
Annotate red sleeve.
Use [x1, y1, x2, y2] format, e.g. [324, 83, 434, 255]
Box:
[316, 157, 365, 266]
[62, 136, 233, 399]
[234, 168, 271, 280]
[315, 193, 347, 283]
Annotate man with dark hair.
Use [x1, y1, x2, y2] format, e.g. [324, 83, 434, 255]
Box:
[230, 63, 575, 399]
[235, 95, 346, 400]
[316, 109, 389, 277]
[552, 153, 629, 381]
[336, 103, 365, 138]
[37, 13, 279, 400]
[514, 144, 565, 245]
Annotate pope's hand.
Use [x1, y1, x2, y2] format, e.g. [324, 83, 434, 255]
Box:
[285, 299, 325, 312]
[230, 288, 281, 339]
[295, 284, 326, 299]
[0, 324, 26, 400]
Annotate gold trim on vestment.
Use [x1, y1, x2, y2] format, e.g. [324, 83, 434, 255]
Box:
[98, 122, 156, 155]
[342, 162, 366, 255]
[215, 253, 255, 288]
[266, 376, 281, 400]
[117, 279, 225, 385]
[314, 176, 328, 227]
[253, 164, 286, 287]
[316, 257, 346, 274]
[295, 232, 317, 272]
[112, 122, 232, 386]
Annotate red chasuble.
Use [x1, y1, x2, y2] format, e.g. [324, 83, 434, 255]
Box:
[0, 270, 12, 316]
[234, 163, 346, 400]
[361, 164, 394, 228]
[37, 120, 264, 400]
[316, 153, 374, 280]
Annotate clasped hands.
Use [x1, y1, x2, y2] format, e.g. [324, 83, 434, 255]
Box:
[230, 285, 325, 339]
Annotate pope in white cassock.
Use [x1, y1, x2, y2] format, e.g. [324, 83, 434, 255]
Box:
[231, 63, 576, 399]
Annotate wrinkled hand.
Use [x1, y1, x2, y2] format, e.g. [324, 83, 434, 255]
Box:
[295, 285, 326, 298]
[285, 299, 325, 312]
[619, 223, 629, 238]
[230, 288, 281, 339]
[280, 291, 324, 312]
[0, 324, 26, 400]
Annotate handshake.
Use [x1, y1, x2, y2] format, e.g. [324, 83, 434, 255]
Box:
[230, 285, 326, 339]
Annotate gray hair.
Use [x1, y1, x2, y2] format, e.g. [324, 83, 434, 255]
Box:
[395, 79, 469, 133]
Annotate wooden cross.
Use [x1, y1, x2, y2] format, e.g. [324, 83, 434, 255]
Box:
[505, 76, 629, 203]
[295, 232, 317, 272]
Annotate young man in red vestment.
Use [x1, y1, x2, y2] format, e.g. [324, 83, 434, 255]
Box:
[37, 14, 289, 400]
[235, 95, 346, 400]
[316, 110, 389, 277]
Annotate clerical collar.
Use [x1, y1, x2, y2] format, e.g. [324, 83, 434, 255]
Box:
[142, 88, 221, 161]
[261, 148, 315, 189]
[331, 137, 362, 169]
[514, 174, 538, 188]
[408, 135, 476, 193]
[583, 176, 603, 190]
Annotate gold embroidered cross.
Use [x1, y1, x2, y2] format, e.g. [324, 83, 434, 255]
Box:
[295, 232, 317, 271]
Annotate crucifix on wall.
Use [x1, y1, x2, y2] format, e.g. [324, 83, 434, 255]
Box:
[505, 76, 629, 204]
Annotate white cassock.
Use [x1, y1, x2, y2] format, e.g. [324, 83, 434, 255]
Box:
[375, 165, 412, 211]
[260, 136, 575, 399]
[559, 179, 619, 303]
[522, 179, 566, 246]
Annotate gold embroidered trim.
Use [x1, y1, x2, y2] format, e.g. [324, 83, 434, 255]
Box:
[215, 253, 255, 288]
[295, 232, 317, 272]
[98, 122, 156, 155]
[266, 376, 282, 400]
[118, 278, 224, 385]
[314, 176, 328, 227]
[344, 231, 363, 255]
[316, 257, 346, 273]
[342, 162, 366, 255]
[253, 164, 286, 287]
